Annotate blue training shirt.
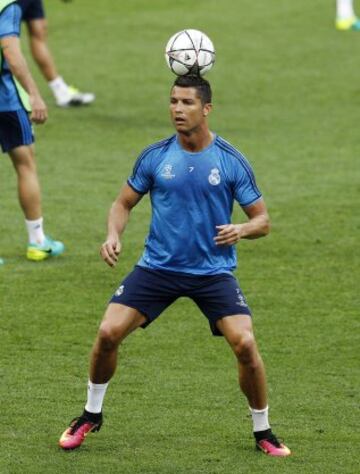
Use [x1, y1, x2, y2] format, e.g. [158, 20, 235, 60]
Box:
[128, 134, 262, 275]
[0, 3, 23, 111]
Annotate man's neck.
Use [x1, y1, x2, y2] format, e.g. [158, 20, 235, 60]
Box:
[177, 129, 214, 152]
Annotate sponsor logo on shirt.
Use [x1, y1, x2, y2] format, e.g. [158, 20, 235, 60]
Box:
[161, 164, 176, 179]
[208, 168, 221, 186]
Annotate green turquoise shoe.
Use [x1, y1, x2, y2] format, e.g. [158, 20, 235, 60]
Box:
[27, 236, 65, 261]
[336, 16, 360, 31]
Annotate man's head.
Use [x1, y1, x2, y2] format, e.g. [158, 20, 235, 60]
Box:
[170, 75, 213, 134]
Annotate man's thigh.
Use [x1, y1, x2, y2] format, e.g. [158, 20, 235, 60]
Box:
[99, 303, 147, 342]
[190, 273, 252, 336]
[109, 266, 179, 330]
[26, 18, 48, 39]
[216, 314, 254, 344]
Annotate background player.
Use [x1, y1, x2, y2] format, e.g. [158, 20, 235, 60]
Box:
[59, 75, 290, 457]
[18, 0, 95, 106]
[0, 0, 64, 260]
[336, 0, 360, 30]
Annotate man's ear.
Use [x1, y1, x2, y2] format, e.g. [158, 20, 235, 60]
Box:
[203, 103, 213, 117]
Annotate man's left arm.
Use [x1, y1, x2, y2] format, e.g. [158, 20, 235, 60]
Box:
[214, 198, 270, 246]
[1, 35, 47, 123]
[0, 1, 47, 124]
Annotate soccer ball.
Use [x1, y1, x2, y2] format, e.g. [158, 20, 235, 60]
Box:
[165, 29, 215, 77]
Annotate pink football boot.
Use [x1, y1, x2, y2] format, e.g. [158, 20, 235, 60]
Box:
[59, 414, 102, 450]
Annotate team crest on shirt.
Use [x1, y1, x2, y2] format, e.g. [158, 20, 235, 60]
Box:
[208, 168, 221, 186]
[161, 164, 175, 179]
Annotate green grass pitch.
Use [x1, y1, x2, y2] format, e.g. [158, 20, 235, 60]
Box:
[0, 0, 359, 472]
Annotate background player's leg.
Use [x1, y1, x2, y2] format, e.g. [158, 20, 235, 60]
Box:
[9, 145, 42, 220]
[336, 0, 360, 30]
[26, 19, 70, 105]
[9, 144, 64, 259]
[337, 0, 355, 20]
[26, 19, 58, 82]
[89, 303, 146, 383]
[26, 19, 95, 107]
[217, 314, 267, 409]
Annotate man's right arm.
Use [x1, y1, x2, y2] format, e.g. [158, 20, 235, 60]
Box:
[100, 183, 143, 267]
[0, 35, 47, 123]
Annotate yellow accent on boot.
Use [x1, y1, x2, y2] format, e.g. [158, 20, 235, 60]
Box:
[26, 236, 64, 261]
[336, 16, 358, 30]
[26, 246, 51, 261]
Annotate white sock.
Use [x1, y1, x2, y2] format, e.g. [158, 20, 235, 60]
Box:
[48, 76, 70, 100]
[25, 217, 45, 245]
[250, 406, 271, 432]
[85, 381, 109, 414]
[336, 0, 355, 19]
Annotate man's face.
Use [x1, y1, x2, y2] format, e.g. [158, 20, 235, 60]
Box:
[170, 86, 211, 133]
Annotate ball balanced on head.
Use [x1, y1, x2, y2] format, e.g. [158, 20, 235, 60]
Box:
[165, 29, 215, 76]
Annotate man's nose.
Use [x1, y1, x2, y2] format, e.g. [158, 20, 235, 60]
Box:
[175, 101, 184, 112]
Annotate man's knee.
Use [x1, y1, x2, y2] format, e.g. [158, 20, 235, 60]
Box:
[10, 148, 36, 173]
[97, 321, 124, 351]
[232, 331, 258, 365]
[28, 19, 48, 41]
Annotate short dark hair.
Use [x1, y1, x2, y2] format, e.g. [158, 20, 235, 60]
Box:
[172, 75, 212, 104]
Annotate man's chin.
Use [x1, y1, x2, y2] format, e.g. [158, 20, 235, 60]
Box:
[175, 124, 190, 134]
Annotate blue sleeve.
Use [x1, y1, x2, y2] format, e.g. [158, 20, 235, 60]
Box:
[127, 150, 153, 195]
[232, 157, 262, 207]
[0, 4, 21, 38]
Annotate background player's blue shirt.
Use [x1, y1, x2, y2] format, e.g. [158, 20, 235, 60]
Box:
[128, 134, 262, 275]
[0, 3, 23, 111]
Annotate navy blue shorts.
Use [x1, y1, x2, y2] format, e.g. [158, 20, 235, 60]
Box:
[0, 110, 34, 153]
[110, 266, 251, 336]
[18, 0, 45, 21]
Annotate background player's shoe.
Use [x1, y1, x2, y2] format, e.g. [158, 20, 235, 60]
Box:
[27, 236, 65, 261]
[335, 16, 360, 31]
[255, 430, 291, 457]
[56, 85, 95, 107]
[59, 413, 103, 450]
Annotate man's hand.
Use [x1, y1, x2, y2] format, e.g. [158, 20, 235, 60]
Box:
[214, 224, 243, 246]
[29, 94, 47, 124]
[100, 236, 122, 267]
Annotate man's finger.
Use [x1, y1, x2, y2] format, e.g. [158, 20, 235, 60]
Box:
[215, 228, 231, 238]
[101, 241, 120, 267]
[31, 112, 46, 124]
[105, 245, 118, 261]
[214, 231, 239, 245]
[215, 225, 229, 232]
[102, 249, 117, 267]
[214, 237, 232, 243]
[215, 238, 235, 246]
